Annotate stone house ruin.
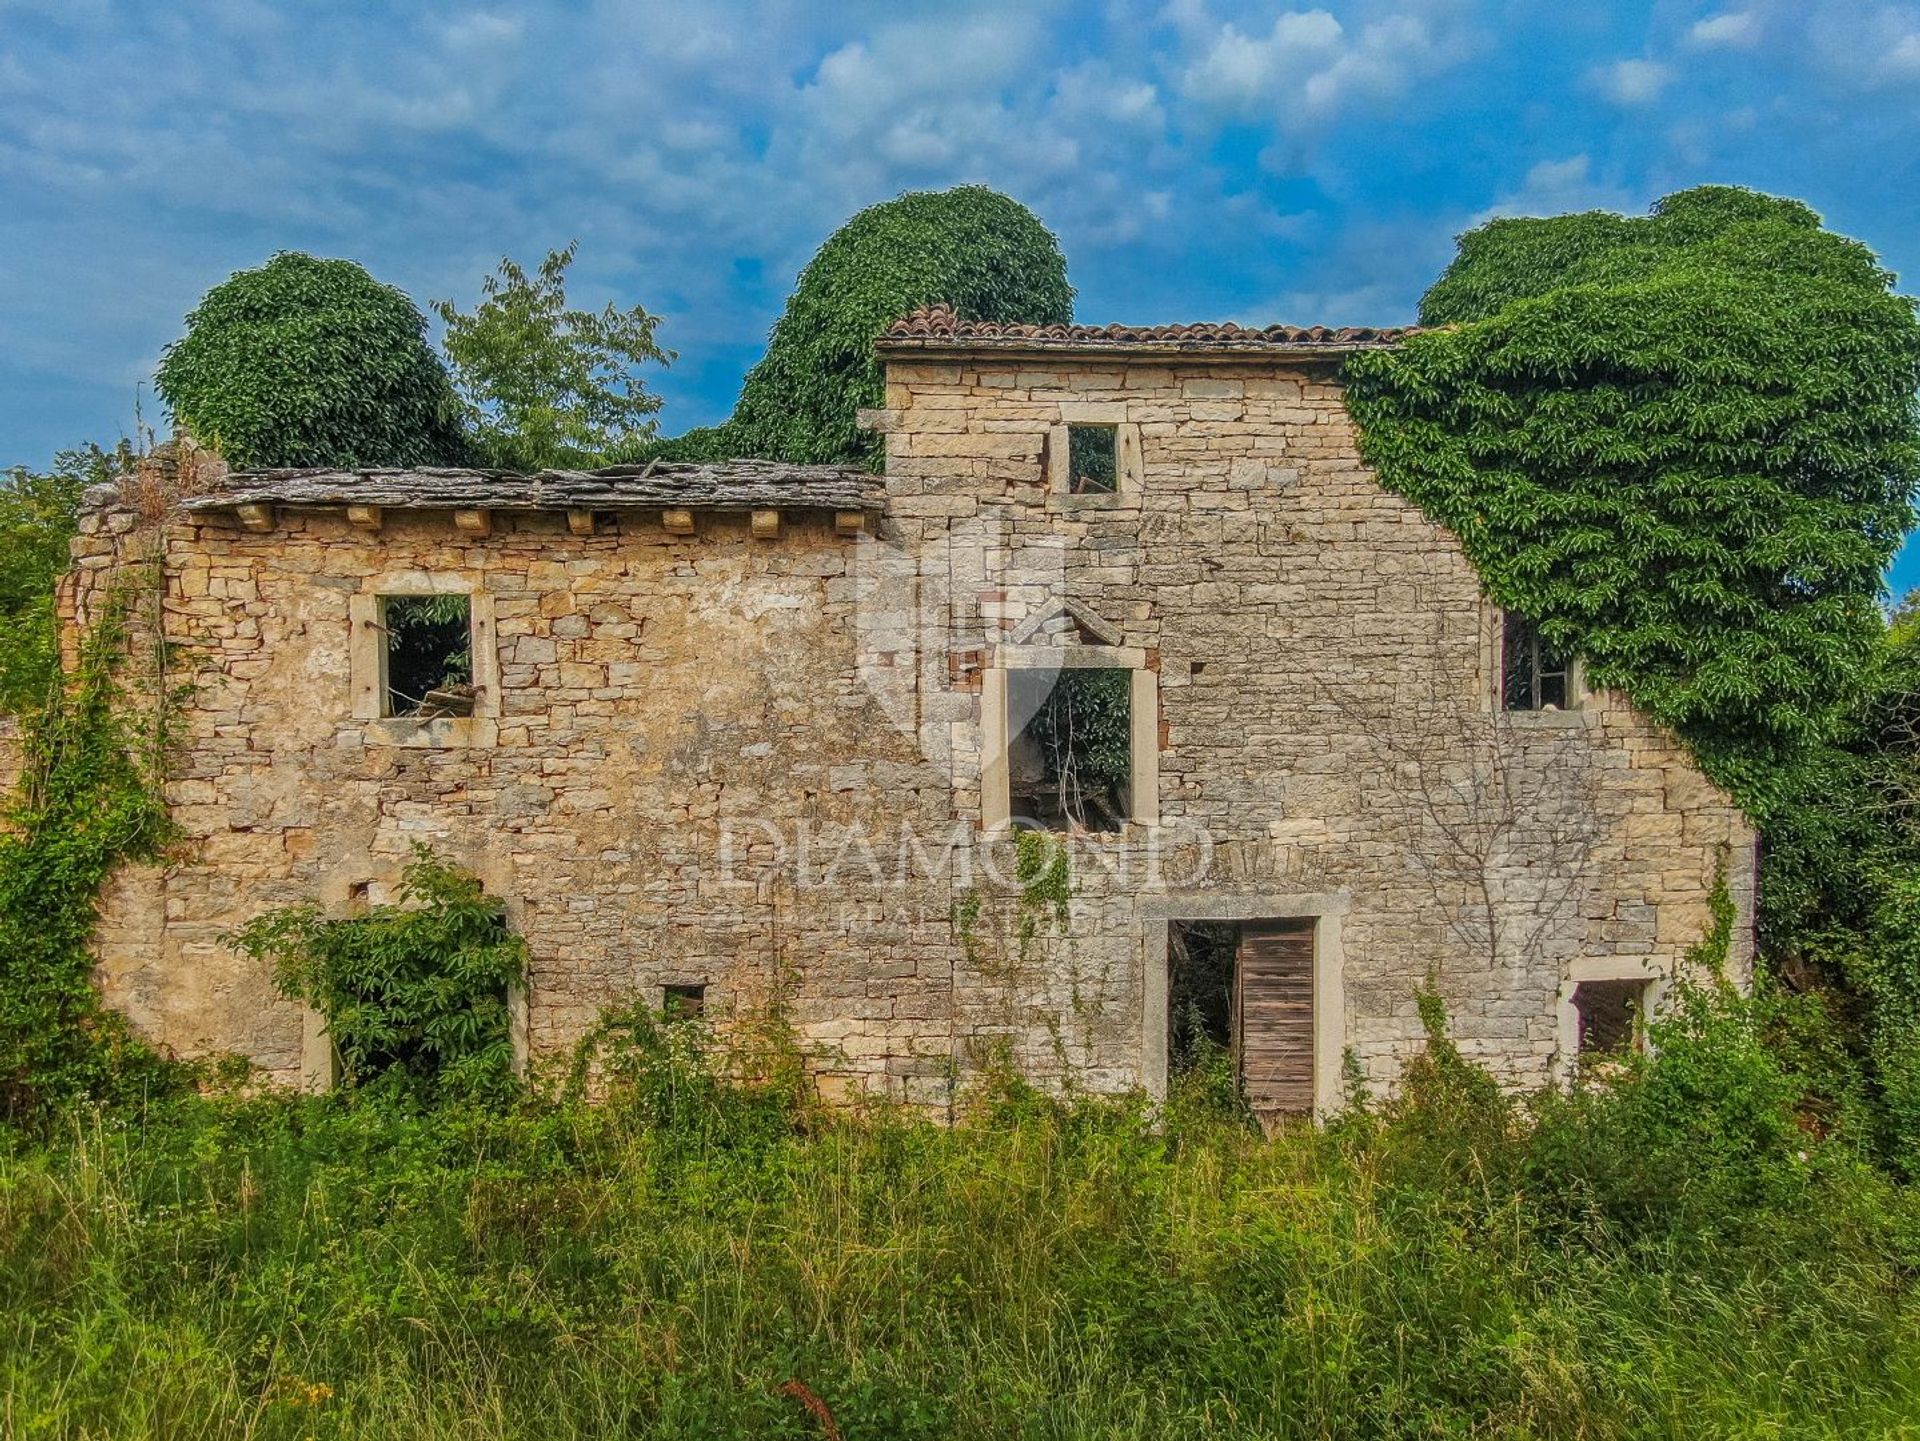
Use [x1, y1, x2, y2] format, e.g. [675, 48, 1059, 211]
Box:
[58, 304, 1756, 1119]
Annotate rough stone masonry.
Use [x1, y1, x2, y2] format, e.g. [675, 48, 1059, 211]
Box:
[56, 306, 1756, 1111]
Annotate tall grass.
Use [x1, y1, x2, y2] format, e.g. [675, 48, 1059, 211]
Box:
[0, 990, 1915, 1439]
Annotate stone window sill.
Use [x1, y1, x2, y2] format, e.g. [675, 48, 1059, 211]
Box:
[1047, 491, 1138, 514]
[364, 716, 499, 749]
[1501, 707, 1595, 730]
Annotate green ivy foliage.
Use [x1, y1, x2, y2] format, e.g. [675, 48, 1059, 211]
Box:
[1025, 667, 1133, 826]
[1344, 186, 1920, 814]
[232, 846, 526, 1103]
[0, 588, 176, 1126]
[667, 186, 1074, 466]
[155, 253, 465, 469]
[0, 443, 128, 714]
[433, 242, 672, 471]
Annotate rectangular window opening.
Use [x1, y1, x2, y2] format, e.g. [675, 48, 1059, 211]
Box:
[1573, 978, 1648, 1055]
[1066, 424, 1118, 494]
[663, 983, 706, 1020]
[1008, 666, 1131, 832]
[1502, 612, 1571, 712]
[381, 594, 474, 719]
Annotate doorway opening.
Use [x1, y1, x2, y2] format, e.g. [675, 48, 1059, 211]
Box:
[1167, 917, 1316, 1122]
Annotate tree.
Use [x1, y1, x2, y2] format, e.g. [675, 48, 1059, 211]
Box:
[655, 186, 1074, 467]
[1345, 186, 1920, 816]
[0, 443, 131, 714]
[433, 243, 672, 472]
[155, 253, 464, 469]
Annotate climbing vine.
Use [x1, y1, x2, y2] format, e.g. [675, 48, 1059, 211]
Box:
[1343, 186, 1920, 818]
[0, 583, 176, 1126]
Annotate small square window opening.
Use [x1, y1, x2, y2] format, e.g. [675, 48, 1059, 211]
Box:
[1573, 978, 1648, 1055]
[381, 595, 474, 718]
[1502, 612, 1572, 712]
[1066, 424, 1118, 494]
[663, 983, 706, 1020]
[1008, 666, 1131, 832]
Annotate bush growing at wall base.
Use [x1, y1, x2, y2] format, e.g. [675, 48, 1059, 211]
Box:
[232, 845, 526, 1103]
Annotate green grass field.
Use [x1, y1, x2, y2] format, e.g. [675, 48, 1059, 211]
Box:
[2, 997, 1916, 1440]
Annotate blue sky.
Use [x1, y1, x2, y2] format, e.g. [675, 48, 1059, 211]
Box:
[7, 0, 1920, 590]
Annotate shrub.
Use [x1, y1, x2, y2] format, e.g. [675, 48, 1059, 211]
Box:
[155, 252, 465, 468]
[232, 845, 526, 1102]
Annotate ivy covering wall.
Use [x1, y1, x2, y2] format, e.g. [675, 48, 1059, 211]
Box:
[1344, 186, 1920, 816]
[652, 186, 1075, 466]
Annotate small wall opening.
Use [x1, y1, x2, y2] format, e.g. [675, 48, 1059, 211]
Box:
[1574, 978, 1648, 1054]
[663, 983, 706, 1019]
[1007, 667, 1131, 831]
[381, 594, 473, 718]
[1066, 423, 1118, 494]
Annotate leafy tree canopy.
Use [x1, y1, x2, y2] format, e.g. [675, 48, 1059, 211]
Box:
[433, 242, 672, 471]
[1345, 186, 1920, 815]
[155, 252, 464, 469]
[664, 186, 1074, 466]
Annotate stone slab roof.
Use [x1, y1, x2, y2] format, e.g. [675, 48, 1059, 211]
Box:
[877, 303, 1413, 357]
[175, 460, 886, 516]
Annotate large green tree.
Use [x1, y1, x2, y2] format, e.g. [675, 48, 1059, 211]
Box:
[155, 252, 464, 469]
[657, 186, 1074, 466]
[1345, 186, 1920, 813]
[433, 242, 672, 471]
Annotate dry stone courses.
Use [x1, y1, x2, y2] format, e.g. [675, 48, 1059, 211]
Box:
[57, 319, 1756, 1108]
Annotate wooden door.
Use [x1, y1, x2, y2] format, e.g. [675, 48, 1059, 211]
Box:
[1236, 920, 1316, 1121]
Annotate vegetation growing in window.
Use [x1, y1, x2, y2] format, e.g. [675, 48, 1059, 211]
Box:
[1066, 424, 1118, 493]
[1344, 186, 1920, 816]
[433, 242, 673, 471]
[647, 186, 1075, 466]
[380, 594, 472, 717]
[1011, 667, 1132, 831]
[232, 845, 526, 1102]
[155, 252, 466, 469]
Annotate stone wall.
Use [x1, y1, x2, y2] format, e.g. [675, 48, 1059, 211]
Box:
[64, 347, 1756, 1104]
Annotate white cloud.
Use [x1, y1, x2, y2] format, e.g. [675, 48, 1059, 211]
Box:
[1590, 58, 1673, 105]
[1177, 7, 1459, 128]
[1688, 11, 1758, 48]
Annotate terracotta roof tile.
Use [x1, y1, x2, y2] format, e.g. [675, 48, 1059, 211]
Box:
[877, 303, 1414, 354]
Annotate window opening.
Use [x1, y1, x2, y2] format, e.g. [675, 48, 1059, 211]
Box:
[381, 595, 474, 718]
[1502, 612, 1571, 711]
[1066, 424, 1118, 494]
[663, 983, 706, 1020]
[1008, 667, 1131, 831]
[1573, 978, 1647, 1055]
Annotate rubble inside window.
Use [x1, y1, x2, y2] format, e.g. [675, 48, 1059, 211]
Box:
[381, 595, 474, 718]
[1007, 667, 1131, 831]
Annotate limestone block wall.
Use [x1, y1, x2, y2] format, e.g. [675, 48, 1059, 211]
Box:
[61, 346, 1756, 1105]
[875, 352, 1756, 1096]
